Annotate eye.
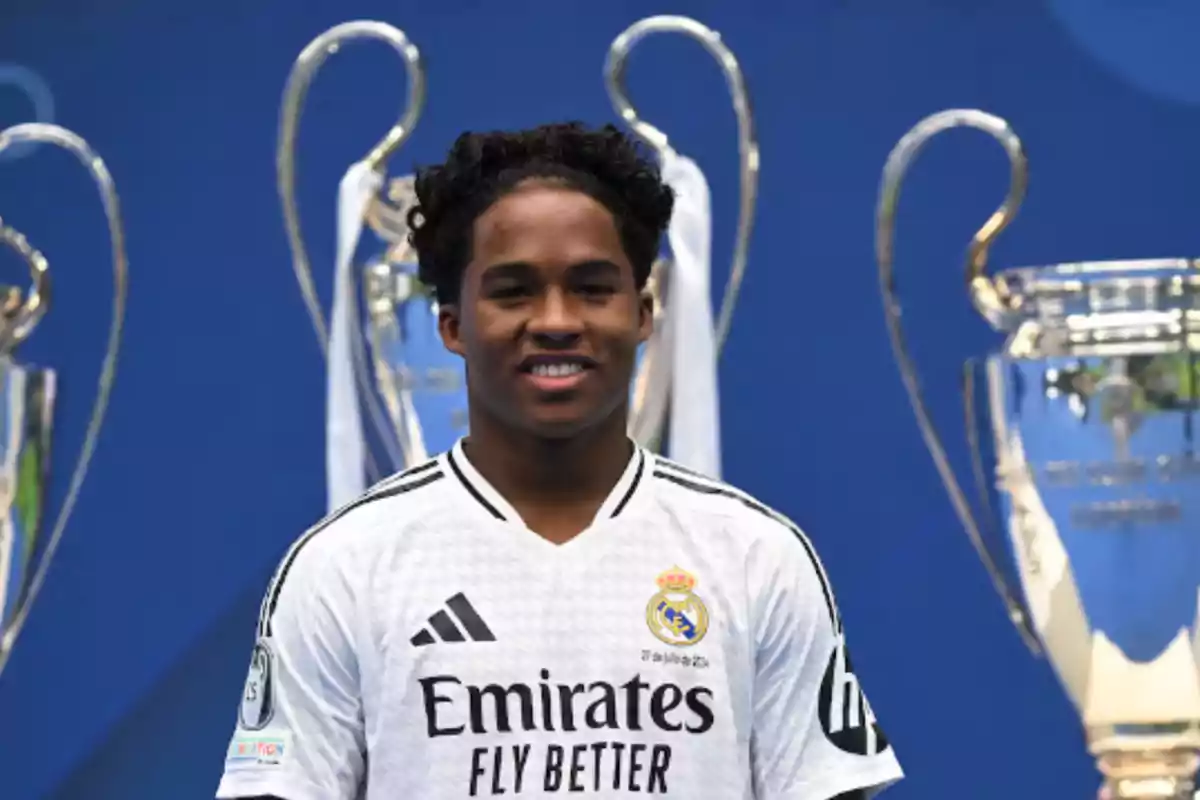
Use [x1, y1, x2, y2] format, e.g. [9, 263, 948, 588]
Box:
[577, 283, 617, 298]
[488, 283, 530, 300]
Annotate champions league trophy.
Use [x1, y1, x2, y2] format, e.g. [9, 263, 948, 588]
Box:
[605, 15, 759, 478]
[877, 108, 1200, 799]
[0, 123, 128, 679]
[277, 22, 448, 511]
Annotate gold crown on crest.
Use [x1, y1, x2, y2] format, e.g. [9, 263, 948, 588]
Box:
[656, 567, 697, 592]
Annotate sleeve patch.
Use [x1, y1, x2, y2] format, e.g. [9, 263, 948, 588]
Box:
[225, 729, 292, 772]
[238, 639, 276, 731]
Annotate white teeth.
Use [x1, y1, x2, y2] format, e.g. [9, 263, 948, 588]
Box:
[531, 363, 583, 377]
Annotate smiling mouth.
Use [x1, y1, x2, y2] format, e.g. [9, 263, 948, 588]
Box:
[529, 362, 585, 378]
[519, 358, 595, 394]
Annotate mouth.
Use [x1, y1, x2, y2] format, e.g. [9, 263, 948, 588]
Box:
[518, 354, 598, 394]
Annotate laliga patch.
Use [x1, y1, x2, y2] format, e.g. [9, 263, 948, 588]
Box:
[226, 730, 291, 772]
[239, 639, 275, 731]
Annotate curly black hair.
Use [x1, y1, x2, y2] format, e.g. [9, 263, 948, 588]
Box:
[406, 121, 675, 304]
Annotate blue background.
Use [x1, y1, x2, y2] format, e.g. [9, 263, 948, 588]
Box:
[2, 1, 1199, 798]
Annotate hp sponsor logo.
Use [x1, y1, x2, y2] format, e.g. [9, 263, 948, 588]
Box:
[0, 64, 55, 162]
[817, 626, 891, 757]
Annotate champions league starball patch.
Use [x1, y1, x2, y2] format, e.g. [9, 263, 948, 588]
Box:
[239, 639, 276, 731]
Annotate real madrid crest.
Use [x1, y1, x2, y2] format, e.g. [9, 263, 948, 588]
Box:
[645, 566, 709, 647]
[239, 639, 275, 731]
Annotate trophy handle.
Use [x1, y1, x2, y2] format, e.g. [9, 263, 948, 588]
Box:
[277, 20, 427, 353]
[874, 109, 1040, 653]
[0, 122, 128, 673]
[604, 14, 760, 352]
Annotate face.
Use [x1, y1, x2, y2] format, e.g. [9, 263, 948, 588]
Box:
[438, 181, 653, 439]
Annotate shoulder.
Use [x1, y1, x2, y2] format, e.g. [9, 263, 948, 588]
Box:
[651, 455, 812, 551]
[290, 457, 448, 561]
[650, 455, 837, 624]
[256, 458, 450, 635]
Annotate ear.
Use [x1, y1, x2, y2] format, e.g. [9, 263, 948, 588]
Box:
[637, 290, 654, 345]
[438, 303, 465, 357]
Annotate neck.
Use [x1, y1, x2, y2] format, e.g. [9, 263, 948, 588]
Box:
[462, 407, 634, 527]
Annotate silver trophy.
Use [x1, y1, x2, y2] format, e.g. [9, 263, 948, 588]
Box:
[604, 15, 759, 453]
[278, 21, 455, 484]
[0, 123, 128, 679]
[877, 108, 1200, 799]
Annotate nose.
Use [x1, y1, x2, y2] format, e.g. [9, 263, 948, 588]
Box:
[527, 288, 582, 346]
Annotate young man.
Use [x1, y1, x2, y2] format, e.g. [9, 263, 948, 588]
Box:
[216, 122, 903, 799]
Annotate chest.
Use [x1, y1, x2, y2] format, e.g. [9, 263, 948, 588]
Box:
[364, 527, 757, 713]
[357, 526, 759, 797]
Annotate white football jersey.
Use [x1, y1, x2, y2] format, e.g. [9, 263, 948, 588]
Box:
[216, 440, 903, 800]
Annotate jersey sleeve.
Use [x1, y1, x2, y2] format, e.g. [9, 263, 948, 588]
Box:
[216, 533, 366, 800]
[749, 522, 903, 800]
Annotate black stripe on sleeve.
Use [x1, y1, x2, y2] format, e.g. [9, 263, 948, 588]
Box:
[362, 457, 441, 497]
[394, 458, 441, 477]
[652, 468, 837, 626]
[258, 470, 445, 636]
[652, 456, 712, 481]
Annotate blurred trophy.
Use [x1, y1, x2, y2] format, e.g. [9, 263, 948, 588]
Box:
[605, 15, 759, 478]
[877, 108, 1200, 799]
[0, 123, 128, 679]
[278, 21, 457, 511]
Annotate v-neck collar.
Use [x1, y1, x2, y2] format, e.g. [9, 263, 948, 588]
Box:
[443, 436, 650, 532]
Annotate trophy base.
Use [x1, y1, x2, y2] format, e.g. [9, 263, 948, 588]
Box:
[1094, 732, 1200, 800]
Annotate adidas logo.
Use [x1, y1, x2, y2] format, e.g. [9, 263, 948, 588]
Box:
[410, 593, 496, 646]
